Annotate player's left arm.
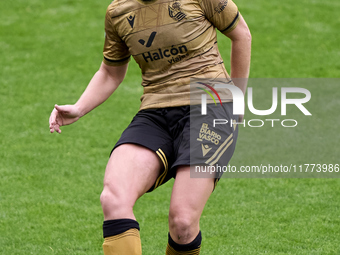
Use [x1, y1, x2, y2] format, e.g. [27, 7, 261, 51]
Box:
[224, 14, 252, 94]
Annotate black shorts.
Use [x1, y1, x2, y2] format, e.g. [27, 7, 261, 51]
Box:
[112, 103, 238, 191]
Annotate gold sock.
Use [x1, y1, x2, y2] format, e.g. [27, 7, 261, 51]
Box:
[103, 228, 142, 255]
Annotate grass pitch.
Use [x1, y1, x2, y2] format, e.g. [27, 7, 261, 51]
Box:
[1, 0, 339, 254]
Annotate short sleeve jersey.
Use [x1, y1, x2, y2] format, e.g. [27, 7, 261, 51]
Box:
[103, 0, 239, 110]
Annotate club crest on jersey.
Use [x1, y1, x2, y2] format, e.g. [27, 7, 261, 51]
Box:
[168, 2, 186, 21]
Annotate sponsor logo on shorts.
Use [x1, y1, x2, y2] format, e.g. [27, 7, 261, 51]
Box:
[196, 123, 221, 145]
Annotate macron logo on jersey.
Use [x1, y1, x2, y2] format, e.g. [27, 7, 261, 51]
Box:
[127, 15, 136, 28]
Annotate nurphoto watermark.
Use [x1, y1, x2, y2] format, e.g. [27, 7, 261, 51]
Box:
[197, 80, 311, 128]
[189, 78, 338, 178]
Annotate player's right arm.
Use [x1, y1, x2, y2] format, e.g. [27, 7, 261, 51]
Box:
[49, 62, 128, 134]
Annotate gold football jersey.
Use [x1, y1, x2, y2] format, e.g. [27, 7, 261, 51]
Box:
[103, 0, 239, 110]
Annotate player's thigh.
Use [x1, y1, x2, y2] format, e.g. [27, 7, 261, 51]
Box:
[169, 165, 215, 223]
[103, 143, 162, 202]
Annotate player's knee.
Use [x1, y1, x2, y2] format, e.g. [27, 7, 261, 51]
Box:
[169, 215, 192, 232]
[100, 187, 114, 211]
[168, 212, 198, 242]
[100, 187, 112, 208]
[100, 186, 127, 216]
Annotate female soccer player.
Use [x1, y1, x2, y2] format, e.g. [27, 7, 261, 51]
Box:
[49, 0, 251, 254]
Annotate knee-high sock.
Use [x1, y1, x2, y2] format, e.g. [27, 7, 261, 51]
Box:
[166, 231, 202, 255]
[102, 219, 142, 255]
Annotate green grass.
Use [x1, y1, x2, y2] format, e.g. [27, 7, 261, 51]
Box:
[1, 0, 339, 254]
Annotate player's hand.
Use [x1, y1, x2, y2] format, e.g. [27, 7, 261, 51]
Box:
[49, 104, 82, 133]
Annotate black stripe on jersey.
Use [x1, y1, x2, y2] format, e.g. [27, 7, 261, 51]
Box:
[104, 56, 130, 63]
[221, 11, 239, 34]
